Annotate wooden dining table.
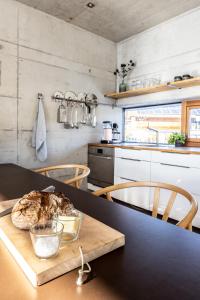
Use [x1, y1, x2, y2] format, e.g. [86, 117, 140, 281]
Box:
[1, 163, 200, 300]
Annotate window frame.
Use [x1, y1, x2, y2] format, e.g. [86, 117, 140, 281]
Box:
[123, 102, 182, 144]
[182, 100, 200, 146]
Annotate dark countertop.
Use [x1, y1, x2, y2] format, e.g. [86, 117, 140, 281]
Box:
[1, 163, 200, 300]
[89, 142, 200, 154]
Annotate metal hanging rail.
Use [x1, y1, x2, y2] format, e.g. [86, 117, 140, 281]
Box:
[51, 94, 117, 108]
[52, 95, 86, 104]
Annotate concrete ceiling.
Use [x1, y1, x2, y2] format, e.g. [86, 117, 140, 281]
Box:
[16, 0, 200, 42]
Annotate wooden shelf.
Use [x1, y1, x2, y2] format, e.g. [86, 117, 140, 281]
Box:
[104, 77, 200, 100]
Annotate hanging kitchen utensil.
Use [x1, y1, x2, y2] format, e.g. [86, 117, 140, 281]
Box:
[57, 101, 67, 123]
[77, 92, 86, 102]
[73, 103, 79, 129]
[64, 100, 71, 129]
[85, 94, 98, 128]
[90, 106, 97, 128]
[77, 93, 87, 125]
[65, 91, 78, 101]
[69, 102, 75, 128]
[53, 91, 65, 103]
[81, 103, 88, 124]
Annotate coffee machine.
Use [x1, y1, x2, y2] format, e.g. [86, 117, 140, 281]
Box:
[112, 123, 121, 144]
[101, 121, 121, 144]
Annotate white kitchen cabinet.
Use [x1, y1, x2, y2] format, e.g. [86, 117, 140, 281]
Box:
[115, 157, 151, 182]
[114, 147, 200, 227]
[151, 161, 200, 196]
[115, 148, 151, 161]
[150, 161, 200, 222]
[113, 176, 150, 210]
[151, 150, 200, 168]
[114, 149, 151, 209]
[113, 147, 200, 228]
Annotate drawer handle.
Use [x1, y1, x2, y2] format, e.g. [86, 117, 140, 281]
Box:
[163, 151, 190, 155]
[120, 177, 137, 182]
[89, 154, 112, 160]
[120, 158, 141, 162]
[160, 163, 190, 169]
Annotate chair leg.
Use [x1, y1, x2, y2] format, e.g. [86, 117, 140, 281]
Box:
[188, 223, 192, 231]
[106, 192, 113, 201]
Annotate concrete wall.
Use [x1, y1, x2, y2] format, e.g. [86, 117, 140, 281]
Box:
[117, 7, 200, 107]
[0, 0, 121, 169]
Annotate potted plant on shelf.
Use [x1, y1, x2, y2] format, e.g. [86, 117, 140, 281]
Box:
[114, 60, 136, 92]
[168, 133, 186, 147]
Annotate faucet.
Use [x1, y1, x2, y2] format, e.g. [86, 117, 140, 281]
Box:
[147, 126, 159, 144]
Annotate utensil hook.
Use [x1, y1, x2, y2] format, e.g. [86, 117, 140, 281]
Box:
[37, 93, 44, 101]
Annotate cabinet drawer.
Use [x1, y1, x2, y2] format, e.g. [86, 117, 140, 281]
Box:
[113, 176, 150, 210]
[151, 162, 200, 196]
[115, 148, 151, 161]
[115, 157, 151, 181]
[151, 151, 200, 168]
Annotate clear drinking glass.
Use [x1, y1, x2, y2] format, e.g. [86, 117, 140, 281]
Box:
[30, 220, 64, 259]
[55, 210, 83, 243]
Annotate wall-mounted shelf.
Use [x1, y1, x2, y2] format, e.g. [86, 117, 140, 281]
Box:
[104, 77, 200, 100]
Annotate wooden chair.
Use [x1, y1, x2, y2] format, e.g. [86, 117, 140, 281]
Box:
[93, 181, 198, 230]
[34, 164, 90, 189]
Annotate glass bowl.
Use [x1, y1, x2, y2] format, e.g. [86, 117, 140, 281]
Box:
[54, 210, 83, 243]
[30, 220, 64, 259]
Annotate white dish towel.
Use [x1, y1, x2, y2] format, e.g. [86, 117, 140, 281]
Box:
[32, 99, 47, 162]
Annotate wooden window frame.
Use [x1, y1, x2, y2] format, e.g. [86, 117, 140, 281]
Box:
[182, 100, 200, 146]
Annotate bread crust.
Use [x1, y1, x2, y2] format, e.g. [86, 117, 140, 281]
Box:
[11, 191, 74, 230]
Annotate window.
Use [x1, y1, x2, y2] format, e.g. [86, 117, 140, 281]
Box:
[124, 103, 181, 144]
[182, 100, 200, 146]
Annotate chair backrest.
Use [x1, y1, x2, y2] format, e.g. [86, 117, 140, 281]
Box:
[93, 181, 198, 230]
[35, 164, 90, 189]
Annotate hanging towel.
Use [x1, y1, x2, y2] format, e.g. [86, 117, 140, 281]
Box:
[32, 99, 47, 162]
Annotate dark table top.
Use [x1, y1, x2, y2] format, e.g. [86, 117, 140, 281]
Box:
[1, 163, 200, 300]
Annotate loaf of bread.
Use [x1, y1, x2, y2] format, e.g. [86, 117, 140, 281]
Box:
[11, 191, 74, 230]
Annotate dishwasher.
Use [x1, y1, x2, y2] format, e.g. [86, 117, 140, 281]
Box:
[88, 146, 114, 188]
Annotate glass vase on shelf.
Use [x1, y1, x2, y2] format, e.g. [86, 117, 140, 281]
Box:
[119, 79, 127, 92]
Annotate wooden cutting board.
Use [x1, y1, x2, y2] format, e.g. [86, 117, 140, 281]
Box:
[0, 199, 18, 212]
[0, 209, 125, 287]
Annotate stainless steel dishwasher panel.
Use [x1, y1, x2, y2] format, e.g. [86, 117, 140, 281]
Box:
[88, 146, 114, 187]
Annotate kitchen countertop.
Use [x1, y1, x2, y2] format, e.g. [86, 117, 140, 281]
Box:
[89, 143, 200, 155]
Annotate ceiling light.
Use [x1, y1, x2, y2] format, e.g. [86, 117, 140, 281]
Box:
[87, 2, 95, 8]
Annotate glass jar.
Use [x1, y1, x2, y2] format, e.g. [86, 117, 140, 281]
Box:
[55, 210, 83, 242]
[30, 220, 63, 259]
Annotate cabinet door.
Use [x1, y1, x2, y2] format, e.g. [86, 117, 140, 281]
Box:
[115, 157, 151, 181]
[150, 162, 195, 221]
[151, 162, 200, 196]
[151, 150, 200, 168]
[113, 176, 150, 210]
[115, 148, 151, 161]
[114, 156, 151, 209]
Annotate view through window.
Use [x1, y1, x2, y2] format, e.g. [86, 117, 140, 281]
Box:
[124, 103, 181, 144]
[188, 108, 200, 138]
